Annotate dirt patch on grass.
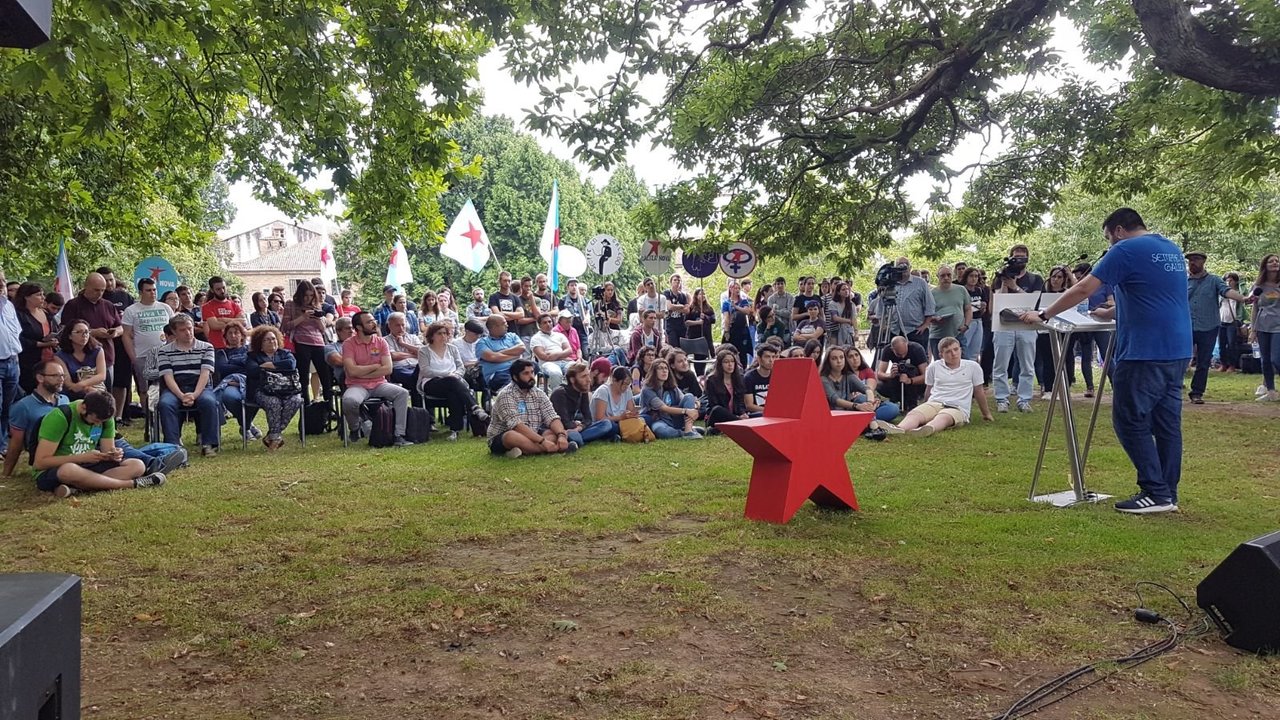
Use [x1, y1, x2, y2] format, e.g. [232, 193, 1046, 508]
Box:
[81, 519, 1280, 719]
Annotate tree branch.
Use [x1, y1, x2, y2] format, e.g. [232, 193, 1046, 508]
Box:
[1132, 0, 1280, 97]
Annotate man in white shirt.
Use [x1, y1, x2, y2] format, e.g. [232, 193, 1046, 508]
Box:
[635, 277, 668, 337]
[121, 277, 174, 414]
[883, 337, 991, 437]
[451, 318, 486, 392]
[529, 314, 574, 390]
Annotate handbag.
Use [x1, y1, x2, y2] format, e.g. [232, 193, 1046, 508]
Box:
[262, 370, 302, 398]
[619, 416, 655, 444]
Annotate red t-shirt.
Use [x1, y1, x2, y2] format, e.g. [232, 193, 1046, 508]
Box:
[337, 303, 361, 318]
[201, 298, 244, 349]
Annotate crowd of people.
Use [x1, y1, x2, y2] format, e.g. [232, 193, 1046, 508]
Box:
[2, 240, 1277, 499]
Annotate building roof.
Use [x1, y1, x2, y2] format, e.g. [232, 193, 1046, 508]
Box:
[228, 236, 324, 274]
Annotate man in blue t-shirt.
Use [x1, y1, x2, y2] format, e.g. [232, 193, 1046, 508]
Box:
[477, 315, 526, 392]
[3, 360, 70, 478]
[1025, 208, 1190, 514]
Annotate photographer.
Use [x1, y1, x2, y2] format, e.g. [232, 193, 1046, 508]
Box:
[871, 257, 936, 351]
[875, 335, 928, 411]
[991, 244, 1043, 413]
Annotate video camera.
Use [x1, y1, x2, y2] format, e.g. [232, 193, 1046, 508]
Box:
[995, 255, 1028, 281]
[590, 284, 605, 301]
[875, 261, 908, 289]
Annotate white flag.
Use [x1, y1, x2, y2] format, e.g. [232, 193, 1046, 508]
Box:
[440, 199, 490, 274]
[319, 236, 337, 285]
[384, 239, 413, 290]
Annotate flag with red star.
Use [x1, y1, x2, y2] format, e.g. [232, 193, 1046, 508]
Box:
[440, 199, 490, 273]
[385, 238, 413, 290]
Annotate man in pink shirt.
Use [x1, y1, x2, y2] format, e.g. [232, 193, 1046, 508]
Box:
[340, 312, 413, 446]
[200, 276, 246, 350]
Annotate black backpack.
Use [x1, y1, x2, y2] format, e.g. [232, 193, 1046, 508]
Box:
[404, 406, 431, 444]
[362, 400, 396, 448]
[303, 401, 332, 435]
[26, 405, 75, 466]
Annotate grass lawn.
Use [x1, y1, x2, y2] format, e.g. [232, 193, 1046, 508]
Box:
[2, 371, 1278, 719]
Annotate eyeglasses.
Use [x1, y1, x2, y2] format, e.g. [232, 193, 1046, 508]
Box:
[70, 329, 89, 336]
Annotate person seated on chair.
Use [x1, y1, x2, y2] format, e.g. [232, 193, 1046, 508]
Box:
[383, 311, 422, 401]
[53, 319, 108, 401]
[742, 343, 778, 416]
[530, 313, 574, 390]
[418, 321, 487, 442]
[667, 349, 703, 397]
[477, 315, 525, 392]
[246, 325, 303, 451]
[157, 314, 222, 457]
[592, 365, 639, 436]
[325, 316, 354, 390]
[875, 335, 928, 412]
[589, 357, 613, 391]
[819, 345, 900, 423]
[550, 361, 617, 446]
[640, 358, 703, 439]
[551, 309, 582, 362]
[628, 310, 664, 364]
[702, 349, 749, 432]
[340, 312, 414, 447]
[881, 337, 992, 437]
[214, 323, 260, 442]
[32, 390, 165, 497]
[487, 359, 576, 458]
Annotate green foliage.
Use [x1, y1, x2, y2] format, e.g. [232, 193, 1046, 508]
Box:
[336, 115, 652, 307]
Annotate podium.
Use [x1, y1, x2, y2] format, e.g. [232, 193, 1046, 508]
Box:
[1024, 310, 1117, 507]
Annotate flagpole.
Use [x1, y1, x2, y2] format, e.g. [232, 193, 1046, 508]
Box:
[488, 242, 504, 273]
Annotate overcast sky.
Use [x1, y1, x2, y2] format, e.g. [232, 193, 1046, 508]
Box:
[223, 15, 1124, 240]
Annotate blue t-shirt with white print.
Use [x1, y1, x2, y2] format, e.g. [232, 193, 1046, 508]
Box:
[1090, 233, 1191, 361]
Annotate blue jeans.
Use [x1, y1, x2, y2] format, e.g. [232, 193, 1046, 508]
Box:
[217, 383, 257, 436]
[568, 419, 619, 446]
[854, 395, 900, 422]
[1111, 359, 1187, 503]
[647, 395, 699, 439]
[992, 330, 1036, 403]
[1189, 328, 1219, 397]
[1260, 331, 1280, 391]
[961, 323, 984, 361]
[158, 389, 223, 447]
[0, 356, 17, 454]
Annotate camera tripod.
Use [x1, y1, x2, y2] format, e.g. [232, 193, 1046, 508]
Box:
[587, 310, 627, 365]
[871, 292, 907, 408]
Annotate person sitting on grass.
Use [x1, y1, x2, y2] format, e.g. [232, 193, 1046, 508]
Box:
[245, 325, 303, 451]
[32, 390, 165, 497]
[592, 365, 639, 435]
[4, 360, 69, 478]
[667, 349, 703, 397]
[640, 358, 703, 439]
[880, 337, 992, 437]
[631, 345, 658, 395]
[53, 319, 107, 401]
[550, 361, 617, 446]
[702, 349, 749, 432]
[820, 345, 900, 423]
[487, 359, 576, 458]
[589, 357, 613, 390]
[340, 312, 414, 447]
[793, 300, 825, 346]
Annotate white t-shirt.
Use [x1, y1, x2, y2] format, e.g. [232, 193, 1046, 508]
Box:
[924, 358, 983, 422]
[452, 336, 479, 364]
[121, 301, 174, 358]
[529, 331, 569, 361]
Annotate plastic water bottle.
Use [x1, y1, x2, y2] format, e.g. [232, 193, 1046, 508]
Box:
[1254, 341, 1262, 359]
[1076, 299, 1089, 315]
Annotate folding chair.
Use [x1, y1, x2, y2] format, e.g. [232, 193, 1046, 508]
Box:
[679, 336, 713, 375]
[240, 371, 306, 450]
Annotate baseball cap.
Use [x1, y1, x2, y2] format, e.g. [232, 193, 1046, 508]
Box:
[556, 309, 574, 320]
[383, 284, 397, 293]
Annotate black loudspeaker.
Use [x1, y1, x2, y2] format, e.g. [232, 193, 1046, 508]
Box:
[0, 0, 52, 49]
[1197, 531, 1280, 654]
[0, 574, 81, 720]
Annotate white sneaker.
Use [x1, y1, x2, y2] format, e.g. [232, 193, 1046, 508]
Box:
[874, 421, 905, 435]
[1257, 385, 1268, 397]
[1040, 391, 1051, 400]
[906, 425, 935, 438]
[1258, 391, 1279, 403]
[504, 447, 523, 459]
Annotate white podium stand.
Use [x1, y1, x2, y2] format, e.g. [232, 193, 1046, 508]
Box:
[1022, 310, 1117, 507]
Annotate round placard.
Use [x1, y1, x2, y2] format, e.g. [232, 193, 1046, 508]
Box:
[681, 251, 720, 279]
[585, 234, 623, 276]
[718, 242, 757, 279]
[133, 256, 180, 296]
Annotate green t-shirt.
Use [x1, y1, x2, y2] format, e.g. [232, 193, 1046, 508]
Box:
[930, 284, 970, 339]
[31, 401, 112, 478]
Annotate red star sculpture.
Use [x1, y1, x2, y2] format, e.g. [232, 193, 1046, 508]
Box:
[462, 222, 485, 248]
[717, 358, 873, 524]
